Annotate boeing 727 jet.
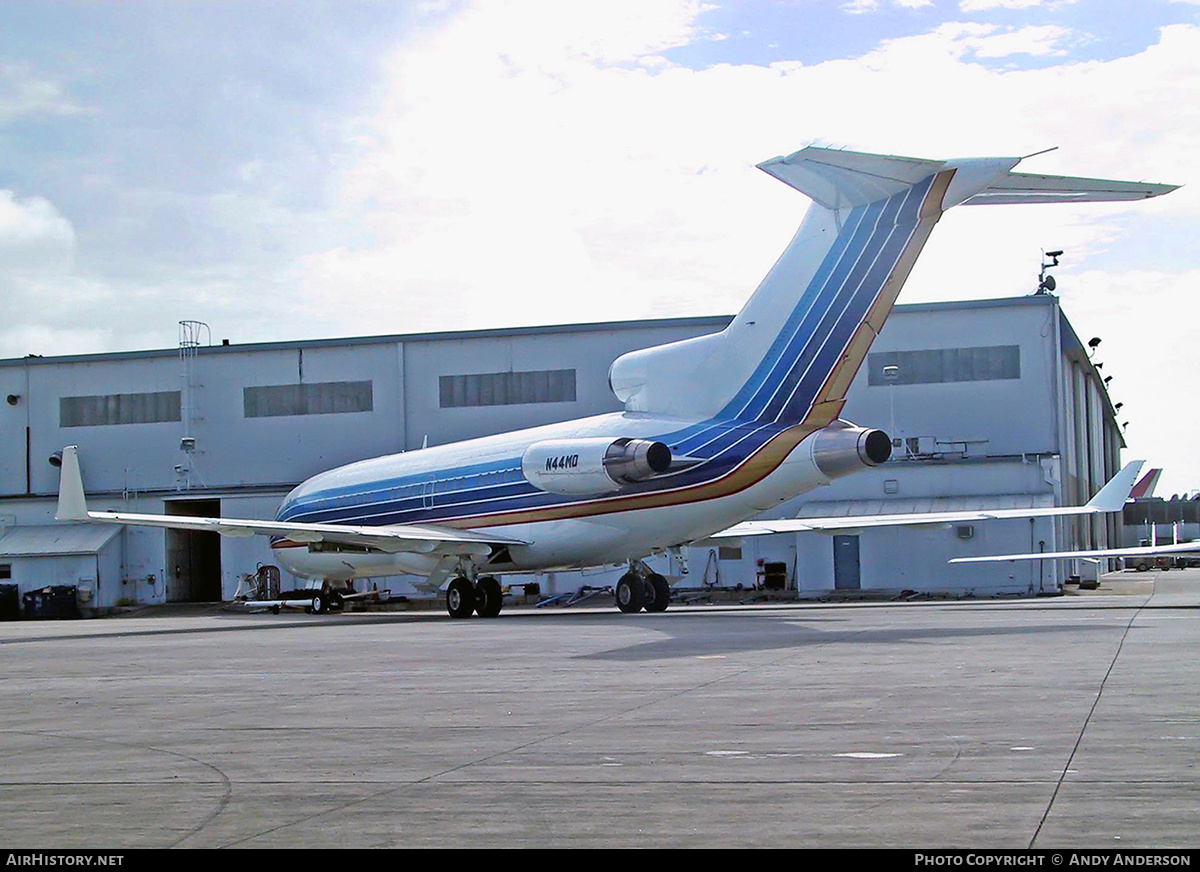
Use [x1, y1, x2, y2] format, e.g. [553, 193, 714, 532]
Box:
[55, 145, 1175, 617]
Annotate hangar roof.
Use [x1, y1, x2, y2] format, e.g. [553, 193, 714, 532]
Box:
[0, 296, 1075, 366]
[0, 315, 735, 366]
[0, 525, 121, 557]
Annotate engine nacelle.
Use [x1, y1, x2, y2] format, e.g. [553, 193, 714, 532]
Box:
[522, 437, 672, 496]
[809, 420, 892, 481]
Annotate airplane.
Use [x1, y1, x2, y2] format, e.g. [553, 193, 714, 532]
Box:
[53, 145, 1176, 618]
[1130, 468, 1163, 499]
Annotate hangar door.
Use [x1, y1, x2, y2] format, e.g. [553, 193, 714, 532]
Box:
[164, 499, 221, 602]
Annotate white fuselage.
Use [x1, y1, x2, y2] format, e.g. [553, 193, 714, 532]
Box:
[270, 410, 841, 581]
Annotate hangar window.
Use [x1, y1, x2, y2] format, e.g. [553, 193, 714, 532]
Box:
[867, 346, 1020, 386]
[0, 564, 10, 579]
[243, 381, 373, 418]
[60, 391, 182, 427]
[439, 369, 576, 408]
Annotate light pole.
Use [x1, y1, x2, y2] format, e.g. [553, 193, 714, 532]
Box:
[884, 364, 899, 453]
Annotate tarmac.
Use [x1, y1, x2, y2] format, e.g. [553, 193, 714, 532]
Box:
[0, 569, 1197, 849]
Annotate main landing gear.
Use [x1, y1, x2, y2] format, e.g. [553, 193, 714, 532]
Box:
[615, 567, 670, 614]
[445, 575, 503, 619]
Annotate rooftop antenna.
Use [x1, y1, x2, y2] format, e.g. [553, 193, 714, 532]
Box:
[1035, 249, 1062, 295]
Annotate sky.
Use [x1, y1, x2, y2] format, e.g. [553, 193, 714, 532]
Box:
[1, 0, 1198, 493]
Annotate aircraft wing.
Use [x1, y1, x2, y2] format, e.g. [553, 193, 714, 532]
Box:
[709, 460, 1142, 538]
[949, 540, 1200, 565]
[53, 446, 525, 555]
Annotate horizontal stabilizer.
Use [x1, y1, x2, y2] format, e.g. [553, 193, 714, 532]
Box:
[758, 146, 1178, 211]
[963, 171, 1179, 205]
[757, 147, 943, 210]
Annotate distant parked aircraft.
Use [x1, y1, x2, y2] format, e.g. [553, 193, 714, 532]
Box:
[1130, 468, 1163, 499]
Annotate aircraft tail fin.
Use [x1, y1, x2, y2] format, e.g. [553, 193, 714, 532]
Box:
[55, 445, 89, 522]
[608, 146, 1176, 428]
[1130, 468, 1163, 499]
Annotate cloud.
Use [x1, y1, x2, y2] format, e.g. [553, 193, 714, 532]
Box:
[0, 63, 84, 122]
[959, 0, 1076, 11]
[0, 190, 75, 272]
[957, 24, 1075, 57]
[844, 0, 936, 11]
[311, 7, 1198, 342]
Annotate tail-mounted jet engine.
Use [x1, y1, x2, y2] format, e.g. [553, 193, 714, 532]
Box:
[809, 420, 892, 480]
[522, 437, 672, 496]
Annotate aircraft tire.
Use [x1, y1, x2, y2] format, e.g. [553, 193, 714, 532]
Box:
[475, 576, 503, 618]
[310, 592, 327, 614]
[446, 577, 476, 619]
[615, 572, 644, 613]
[644, 573, 670, 613]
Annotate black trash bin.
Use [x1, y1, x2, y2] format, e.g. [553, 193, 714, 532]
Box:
[22, 585, 80, 619]
[0, 584, 19, 621]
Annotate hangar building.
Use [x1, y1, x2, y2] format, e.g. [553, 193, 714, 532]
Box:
[0, 293, 1122, 610]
